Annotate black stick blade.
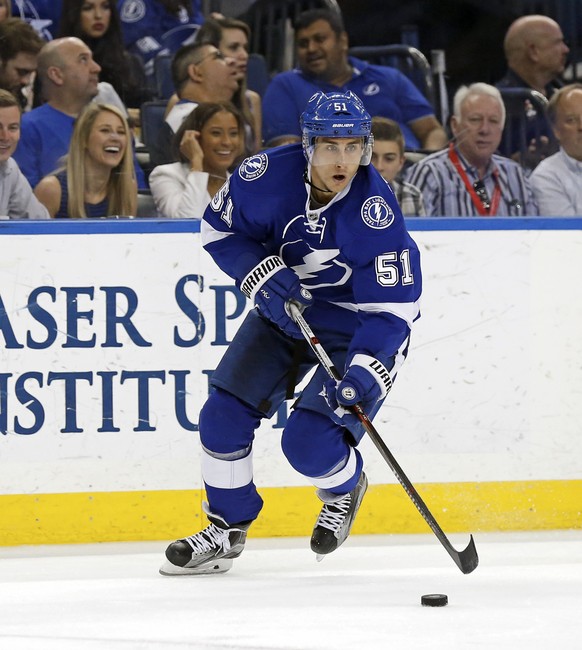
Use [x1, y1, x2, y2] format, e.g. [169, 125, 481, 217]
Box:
[454, 535, 479, 574]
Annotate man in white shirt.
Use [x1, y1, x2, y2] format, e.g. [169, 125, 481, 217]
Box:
[530, 84, 582, 216]
[0, 88, 48, 219]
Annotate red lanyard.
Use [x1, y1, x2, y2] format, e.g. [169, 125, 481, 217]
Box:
[448, 143, 501, 216]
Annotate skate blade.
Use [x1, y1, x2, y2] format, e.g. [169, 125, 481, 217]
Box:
[159, 558, 233, 576]
[316, 553, 325, 562]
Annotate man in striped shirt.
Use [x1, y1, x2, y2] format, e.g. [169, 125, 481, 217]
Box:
[406, 83, 538, 217]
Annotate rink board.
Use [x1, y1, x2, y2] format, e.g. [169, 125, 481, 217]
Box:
[1, 218, 581, 544]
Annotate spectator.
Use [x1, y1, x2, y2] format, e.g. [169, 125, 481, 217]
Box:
[150, 42, 238, 167]
[34, 102, 137, 217]
[406, 83, 537, 217]
[13, 36, 146, 189]
[498, 15, 569, 98]
[0, 0, 11, 21]
[149, 101, 243, 218]
[0, 88, 49, 218]
[496, 15, 569, 167]
[117, 0, 204, 77]
[10, 0, 61, 40]
[370, 116, 425, 217]
[58, 0, 151, 109]
[262, 8, 447, 151]
[195, 16, 261, 153]
[0, 18, 44, 110]
[530, 84, 582, 216]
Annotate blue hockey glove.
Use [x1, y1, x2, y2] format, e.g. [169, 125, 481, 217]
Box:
[240, 255, 312, 338]
[324, 355, 393, 428]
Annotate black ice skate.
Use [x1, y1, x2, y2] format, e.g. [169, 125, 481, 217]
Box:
[310, 471, 368, 561]
[159, 502, 251, 576]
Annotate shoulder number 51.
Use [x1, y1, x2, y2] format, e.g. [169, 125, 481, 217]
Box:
[375, 249, 414, 286]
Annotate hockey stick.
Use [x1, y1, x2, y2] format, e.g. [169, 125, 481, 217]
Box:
[288, 304, 479, 575]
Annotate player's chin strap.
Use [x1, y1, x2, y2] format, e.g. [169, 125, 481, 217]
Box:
[303, 168, 333, 194]
[287, 302, 479, 576]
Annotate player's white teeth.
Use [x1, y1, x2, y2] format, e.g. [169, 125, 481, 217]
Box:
[104, 146, 120, 153]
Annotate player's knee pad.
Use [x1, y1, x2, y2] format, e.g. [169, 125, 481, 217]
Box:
[199, 387, 262, 454]
[281, 408, 352, 478]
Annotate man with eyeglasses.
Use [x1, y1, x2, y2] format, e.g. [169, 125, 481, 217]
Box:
[150, 42, 238, 167]
[406, 82, 538, 216]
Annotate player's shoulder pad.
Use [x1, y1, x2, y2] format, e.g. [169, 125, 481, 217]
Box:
[338, 168, 411, 263]
[235, 144, 303, 189]
[352, 167, 402, 232]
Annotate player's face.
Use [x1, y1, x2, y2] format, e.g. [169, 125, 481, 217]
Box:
[80, 0, 112, 39]
[219, 28, 249, 82]
[0, 52, 38, 95]
[451, 94, 504, 167]
[0, 105, 20, 162]
[199, 110, 241, 174]
[86, 109, 127, 169]
[371, 140, 404, 183]
[296, 19, 349, 82]
[310, 136, 362, 202]
[552, 88, 582, 161]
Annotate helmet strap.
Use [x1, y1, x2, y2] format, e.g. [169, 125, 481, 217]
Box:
[303, 167, 333, 195]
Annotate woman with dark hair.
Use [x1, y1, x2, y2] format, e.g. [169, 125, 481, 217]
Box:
[149, 101, 243, 219]
[58, 0, 150, 108]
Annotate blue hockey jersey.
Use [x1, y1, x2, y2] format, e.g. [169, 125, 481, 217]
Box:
[202, 144, 422, 368]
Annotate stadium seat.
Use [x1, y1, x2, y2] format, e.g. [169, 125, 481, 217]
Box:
[348, 45, 435, 111]
[154, 53, 174, 100]
[136, 190, 159, 218]
[497, 87, 557, 164]
[247, 53, 270, 96]
[140, 100, 168, 152]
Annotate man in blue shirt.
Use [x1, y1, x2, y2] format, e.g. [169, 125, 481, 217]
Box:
[262, 9, 447, 151]
[14, 37, 146, 190]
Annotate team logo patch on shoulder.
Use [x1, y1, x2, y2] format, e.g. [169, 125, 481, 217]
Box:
[239, 154, 269, 181]
[361, 196, 394, 229]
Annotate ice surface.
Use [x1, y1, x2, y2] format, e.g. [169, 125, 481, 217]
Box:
[1, 530, 581, 649]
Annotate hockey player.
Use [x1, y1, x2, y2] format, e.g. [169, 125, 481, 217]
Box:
[160, 90, 422, 576]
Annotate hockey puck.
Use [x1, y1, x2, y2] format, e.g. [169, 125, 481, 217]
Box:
[421, 594, 448, 607]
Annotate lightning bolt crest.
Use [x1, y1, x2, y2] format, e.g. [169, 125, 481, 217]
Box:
[291, 248, 341, 280]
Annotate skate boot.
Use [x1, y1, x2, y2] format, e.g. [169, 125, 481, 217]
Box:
[159, 502, 251, 576]
[310, 471, 368, 561]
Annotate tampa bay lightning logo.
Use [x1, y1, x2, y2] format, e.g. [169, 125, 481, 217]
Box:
[119, 0, 146, 22]
[239, 154, 269, 181]
[362, 83, 380, 96]
[361, 196, 394, 229]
